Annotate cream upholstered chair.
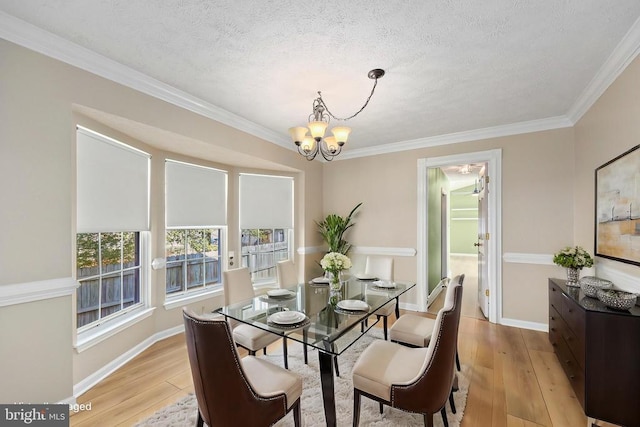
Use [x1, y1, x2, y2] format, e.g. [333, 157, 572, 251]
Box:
[223, 267, 290, 368]
[276, 259, 298, 288]
[183, 309, 302, 427]
[389, 276, 462, 372]
[364, 256, 396, 340]
[275, 259, 309, 365]
[351, 276, 464, 427]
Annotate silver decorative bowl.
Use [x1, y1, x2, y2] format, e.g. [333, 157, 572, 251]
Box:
[579, 276, 613, 298]
[596, 289, 638, 311]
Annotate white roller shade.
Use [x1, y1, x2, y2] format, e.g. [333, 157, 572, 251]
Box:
[77, 127, 150, 233]
[240, 174, 293, 229]
[165, 160, 227, 228]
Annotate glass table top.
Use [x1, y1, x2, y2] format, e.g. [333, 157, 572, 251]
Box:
[216, 277, 415, 356]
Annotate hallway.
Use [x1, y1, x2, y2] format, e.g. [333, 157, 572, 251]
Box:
[429, 254, 485, 319]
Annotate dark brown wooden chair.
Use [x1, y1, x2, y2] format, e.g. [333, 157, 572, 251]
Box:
[351, 275, 464, 427]
[183, 308, 302, 427]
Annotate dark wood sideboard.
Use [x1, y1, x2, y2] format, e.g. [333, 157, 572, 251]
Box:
[548, 278, 640, 427]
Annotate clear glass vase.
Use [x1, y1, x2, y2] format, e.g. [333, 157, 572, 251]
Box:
[328, 270, 343, 291]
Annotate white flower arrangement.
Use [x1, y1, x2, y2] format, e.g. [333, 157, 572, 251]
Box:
[553, 246, 594, 269]
[320, 252, 352, 274]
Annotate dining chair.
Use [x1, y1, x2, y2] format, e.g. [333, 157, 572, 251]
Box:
[182, 309, 302, 427]
[364, 255, 396, 340]
[223, 267, 290, 368]
[351, 276, 463, 427]
[275, 259, 310, 365]
[276, 259, 298, 288]
[389, 276, 462, 372]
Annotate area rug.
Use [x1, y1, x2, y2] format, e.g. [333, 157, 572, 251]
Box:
[135, 329, 469, 426]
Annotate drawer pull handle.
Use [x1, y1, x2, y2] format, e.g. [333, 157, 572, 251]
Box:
[552, 343, 557, 347]
[569, 375, 575, 380]
[565, 360, 572, 365]
[550, 316, 555, 320]
[550, 328, 555, 332]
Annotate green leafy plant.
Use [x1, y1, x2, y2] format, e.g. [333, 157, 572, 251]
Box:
[553, 246, 594, 269]
[316, 202, 362, 255]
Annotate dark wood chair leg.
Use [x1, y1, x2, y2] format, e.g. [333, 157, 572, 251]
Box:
[249, 350, 256, 356]
[292, 399, 301, 427]
[263, 347, 267, 355]
[423, 413, 433, 427]
[283, 338, 288, 369]
[353, 389, 361, 427]
[456, 350, 460, 371]
[440, 407, 449, 427]
[303, 329, 308, 364]
[334, 355, 340, 377]
[196, 411, 204, 427]
[395, 297, 400, 319]
[449, 391, 456, 414]
[379, 402, 384, 414]
[383, 315, 388, 340]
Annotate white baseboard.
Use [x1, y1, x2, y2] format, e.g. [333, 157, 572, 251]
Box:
[73, 325, 184, 397]
[58, 396, 77, 405]
[499, 317, 548, 332]
[399, 302, 420, 312]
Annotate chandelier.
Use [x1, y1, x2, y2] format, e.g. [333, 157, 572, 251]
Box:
[288, 69, 385, 161]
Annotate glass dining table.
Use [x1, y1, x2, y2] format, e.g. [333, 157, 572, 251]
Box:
[216, 276, 416, 427]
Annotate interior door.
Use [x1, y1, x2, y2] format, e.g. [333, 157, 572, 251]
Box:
[476, 164, 490, 318]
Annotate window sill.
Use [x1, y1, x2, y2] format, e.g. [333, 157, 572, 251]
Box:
[163, 287, 223, 310]
[75, 307, 155, 353]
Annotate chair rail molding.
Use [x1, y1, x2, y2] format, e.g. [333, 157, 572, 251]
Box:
[350, 246, 417, 257]
[297, 246, 325, 255]
[502, 252, 554, 265]
[0, 277, 78, 307]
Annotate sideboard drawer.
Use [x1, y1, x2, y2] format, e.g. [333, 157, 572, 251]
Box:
[549, 281, 563, 313]
[561, 292, 585, 339]
[554, 331, 585, 406]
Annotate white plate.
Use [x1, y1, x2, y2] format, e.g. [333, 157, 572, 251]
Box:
[268, 311, 306, 325]
[311, 277, 330, 284]
[267, 289, 295, 297]
[356, 273, 377, 281]
[337, 300, 370, 311]
[373, 281, 396, 288]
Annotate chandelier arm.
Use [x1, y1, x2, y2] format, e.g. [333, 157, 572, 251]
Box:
[319, 143, 342, 161]
[317, 77, 379, 121]
[298, 143, 318, 161]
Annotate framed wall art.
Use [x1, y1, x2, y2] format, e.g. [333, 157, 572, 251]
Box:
[595, 144, 640, 266]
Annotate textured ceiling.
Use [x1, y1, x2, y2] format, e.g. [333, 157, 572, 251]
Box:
[2, 1, 640, 155]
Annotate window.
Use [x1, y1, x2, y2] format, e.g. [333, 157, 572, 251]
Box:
[239, 174, 294, 283]
[75, 127, 150, 330]
[165, 228, 221, 294]
[165, 160, 227, 296]
[241, 228, 290, 282]
[76, 232, 141, 328]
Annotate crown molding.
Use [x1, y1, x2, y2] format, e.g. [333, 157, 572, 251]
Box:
[338, 116, 573, 160]
[567, 15, 640, 123]
[0, 11, 291, 150]
[3, 10, 639, 160]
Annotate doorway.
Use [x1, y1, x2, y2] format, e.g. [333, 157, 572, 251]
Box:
[417, 149, 502, 324]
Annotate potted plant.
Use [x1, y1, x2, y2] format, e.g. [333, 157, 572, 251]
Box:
[316, 202, 362, 255]
[553, 246, 594, 286]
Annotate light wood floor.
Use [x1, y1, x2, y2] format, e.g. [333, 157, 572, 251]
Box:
[70, 313, 620, 427]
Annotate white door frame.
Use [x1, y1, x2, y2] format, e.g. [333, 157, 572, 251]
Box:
[417, 149, 502, 323]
